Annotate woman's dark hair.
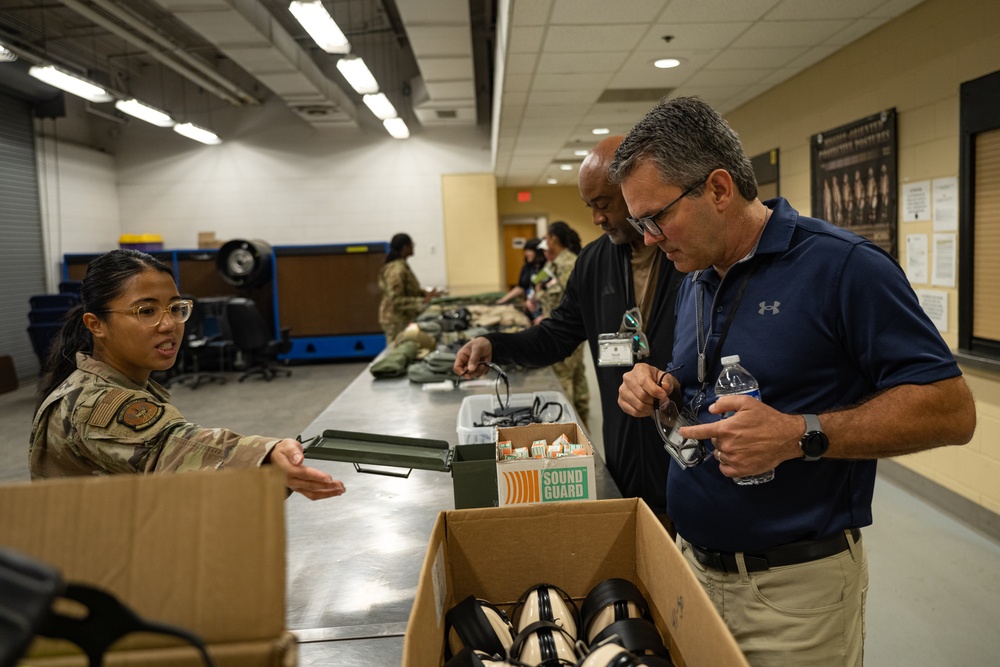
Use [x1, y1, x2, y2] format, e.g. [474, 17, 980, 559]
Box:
[547, 221, 582, 255]
[523, 238, 545, 268]
[386, 233, 413, 264]
[36, 249, 174, 407]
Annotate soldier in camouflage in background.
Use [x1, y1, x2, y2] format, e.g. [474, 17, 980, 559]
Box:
[377, 233, 440, 344]
[534, 222, 590, 427]
[29, 249, 345, 501]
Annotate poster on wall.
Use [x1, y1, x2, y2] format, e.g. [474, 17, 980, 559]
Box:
[810, 109, 897, 257]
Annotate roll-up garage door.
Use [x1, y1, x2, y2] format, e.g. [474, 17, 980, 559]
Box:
[0, 92, 47, 381]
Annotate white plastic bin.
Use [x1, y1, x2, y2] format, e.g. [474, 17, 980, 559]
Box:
[456, 391, 577, 445]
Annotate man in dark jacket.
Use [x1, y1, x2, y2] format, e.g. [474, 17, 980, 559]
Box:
[453, 136, 684, 519]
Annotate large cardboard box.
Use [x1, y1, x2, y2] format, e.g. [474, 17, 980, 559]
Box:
[402, 498, 749, 667]
[495, 423, 595, 506]
[0, 467, 294, 667]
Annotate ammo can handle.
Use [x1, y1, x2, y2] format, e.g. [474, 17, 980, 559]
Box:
[352, 462, 413, 479]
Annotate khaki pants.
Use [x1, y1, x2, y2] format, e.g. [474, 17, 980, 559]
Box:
[677, 532, 868, 667]
[552, 343, 589, 428]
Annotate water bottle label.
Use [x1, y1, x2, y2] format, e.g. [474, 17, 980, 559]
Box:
[720, 387, 761, 418]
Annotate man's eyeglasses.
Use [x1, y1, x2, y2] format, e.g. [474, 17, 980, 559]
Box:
[650, 365, 706, 469]
[626, 174, 711, 237]
[101, 300, 193, 327]
[619, 307, 649, 361]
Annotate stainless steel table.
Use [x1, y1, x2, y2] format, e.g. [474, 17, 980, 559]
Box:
[285, 365, 621, 665]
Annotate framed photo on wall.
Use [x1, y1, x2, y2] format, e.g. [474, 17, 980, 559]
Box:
[810, 109, 898, 257]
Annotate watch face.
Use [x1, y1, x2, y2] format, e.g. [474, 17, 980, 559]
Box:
[803, 432, 830, 458]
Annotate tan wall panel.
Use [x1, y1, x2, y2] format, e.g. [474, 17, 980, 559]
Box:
[442, 173, 502, 295]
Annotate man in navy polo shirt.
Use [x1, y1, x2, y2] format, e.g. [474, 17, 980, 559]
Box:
[612, 97, 976, 666]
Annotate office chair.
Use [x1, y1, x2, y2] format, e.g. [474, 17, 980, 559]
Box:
[163, 297, 227, 390]
[224, 297, 291, 382]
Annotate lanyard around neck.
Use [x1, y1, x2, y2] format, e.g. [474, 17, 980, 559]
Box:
[695, 262, 757, 384]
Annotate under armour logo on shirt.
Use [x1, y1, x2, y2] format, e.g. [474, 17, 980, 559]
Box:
[602, 284, 616, 296]
[758, 301, 780, 315]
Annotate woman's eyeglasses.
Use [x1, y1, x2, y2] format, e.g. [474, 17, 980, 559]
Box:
[101, 300, 194, 327]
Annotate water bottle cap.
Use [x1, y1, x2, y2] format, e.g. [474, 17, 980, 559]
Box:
[721, 355, 741, 365]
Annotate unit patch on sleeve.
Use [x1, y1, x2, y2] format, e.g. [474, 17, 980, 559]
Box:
[116, 398, 165, 431]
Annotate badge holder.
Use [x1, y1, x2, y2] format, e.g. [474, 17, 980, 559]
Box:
[597, 333, 634, 367]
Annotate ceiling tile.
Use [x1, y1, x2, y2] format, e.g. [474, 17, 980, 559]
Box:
[767, 0, 897, 21]
[505, 53, 539, 75]
[509, 26, 545, 53]
[706, 46, 810, 70]
[658, 0, 783, 23]
[531, 72, 615, 92]
[636, 21, 751, 50]
[394, 0, 470, 23]
[511, 0, 555, 27]
[528, 89, 603, 106]
[731, 20, 853, 48]
[406, 26, 473, 57]
[418, 57, 475, 81]
[543, 25, 645, 53]
[823, 18, 891, 47]
[549, 0, 668, 25]
[535, 51, 631, 74]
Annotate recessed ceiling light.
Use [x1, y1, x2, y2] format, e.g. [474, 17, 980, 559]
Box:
[592, 128, 610, 135]
[573, 149, 589, 157]
[546, 178, 558, 185]
[654, 58, 682, 69]
[559, 164, 573, 171]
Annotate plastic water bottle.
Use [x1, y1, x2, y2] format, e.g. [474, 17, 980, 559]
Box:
[715, 355, 774, 485]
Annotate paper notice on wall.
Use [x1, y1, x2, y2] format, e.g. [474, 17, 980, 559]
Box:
[915, 289, 948, 332]
[905, 233, 928, 284]
[902, 180, 931, 222]
[932, 177, 958, 231]
[931, 233, 957, 288]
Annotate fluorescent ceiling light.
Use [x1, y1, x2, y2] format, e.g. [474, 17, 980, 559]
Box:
[591, 127, 610, 135]
[654, 58, 681, 69]
[289, 1, 351, 54]
[559, 164, 573, 171]
[336, 56, 379, 94]
[383, 117, 409, 139]
[546, 178, 558, 185]
[115, 99, 174, 127]
[0, 45, 16, 62]
[363, 93, 397, 120]
[28, 65, 113, 103]
[173, 122, 221, 145]
[573, 149, 589, 157]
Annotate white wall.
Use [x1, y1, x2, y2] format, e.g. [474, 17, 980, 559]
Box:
[111, 99, 492, 288]
[36, 132, 120, 290]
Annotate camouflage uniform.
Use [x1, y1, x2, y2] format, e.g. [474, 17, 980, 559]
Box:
[29, 353, 277, 479]
[536, 250, 590, 427]
[378, 259, 425, 343]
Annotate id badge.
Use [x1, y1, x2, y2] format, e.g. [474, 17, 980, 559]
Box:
[598, 333, 634, 366]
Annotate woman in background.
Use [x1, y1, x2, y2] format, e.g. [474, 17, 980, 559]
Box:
[496, 237, 545, 320]
[535, 221, 590, 427]
[378, 233, 440, 344]
[30, 249, 345, 501]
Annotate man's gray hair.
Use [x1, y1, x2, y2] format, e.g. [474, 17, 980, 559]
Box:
[609, 96, 759, 201]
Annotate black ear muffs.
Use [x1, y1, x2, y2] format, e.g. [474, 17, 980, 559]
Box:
[444, 646, 515, 667]
[576, 642, 642, 667]
[445, 595, 516, 660]
[580, 578, 651, 644]
[590, 618, 670, 661]
[509, 619, 578, 666]
[511, 583, 580, 640]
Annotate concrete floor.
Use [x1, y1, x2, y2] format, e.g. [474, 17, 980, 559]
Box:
[2, 359, 999, 664]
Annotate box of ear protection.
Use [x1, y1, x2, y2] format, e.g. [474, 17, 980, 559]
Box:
[402, 498, 749, 666]
[495, 422, 596, 506]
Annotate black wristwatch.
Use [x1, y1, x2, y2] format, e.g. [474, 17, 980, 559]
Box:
[800, 414, 829, 461]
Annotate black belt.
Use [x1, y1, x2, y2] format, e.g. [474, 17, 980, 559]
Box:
[688, 529, 860, 573]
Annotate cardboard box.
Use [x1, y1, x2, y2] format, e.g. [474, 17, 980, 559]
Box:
[197, 232, 225, 249]
[402, 498, 749, 667]
[0, 468, 293, 667]
[495, 423, 595, 506]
